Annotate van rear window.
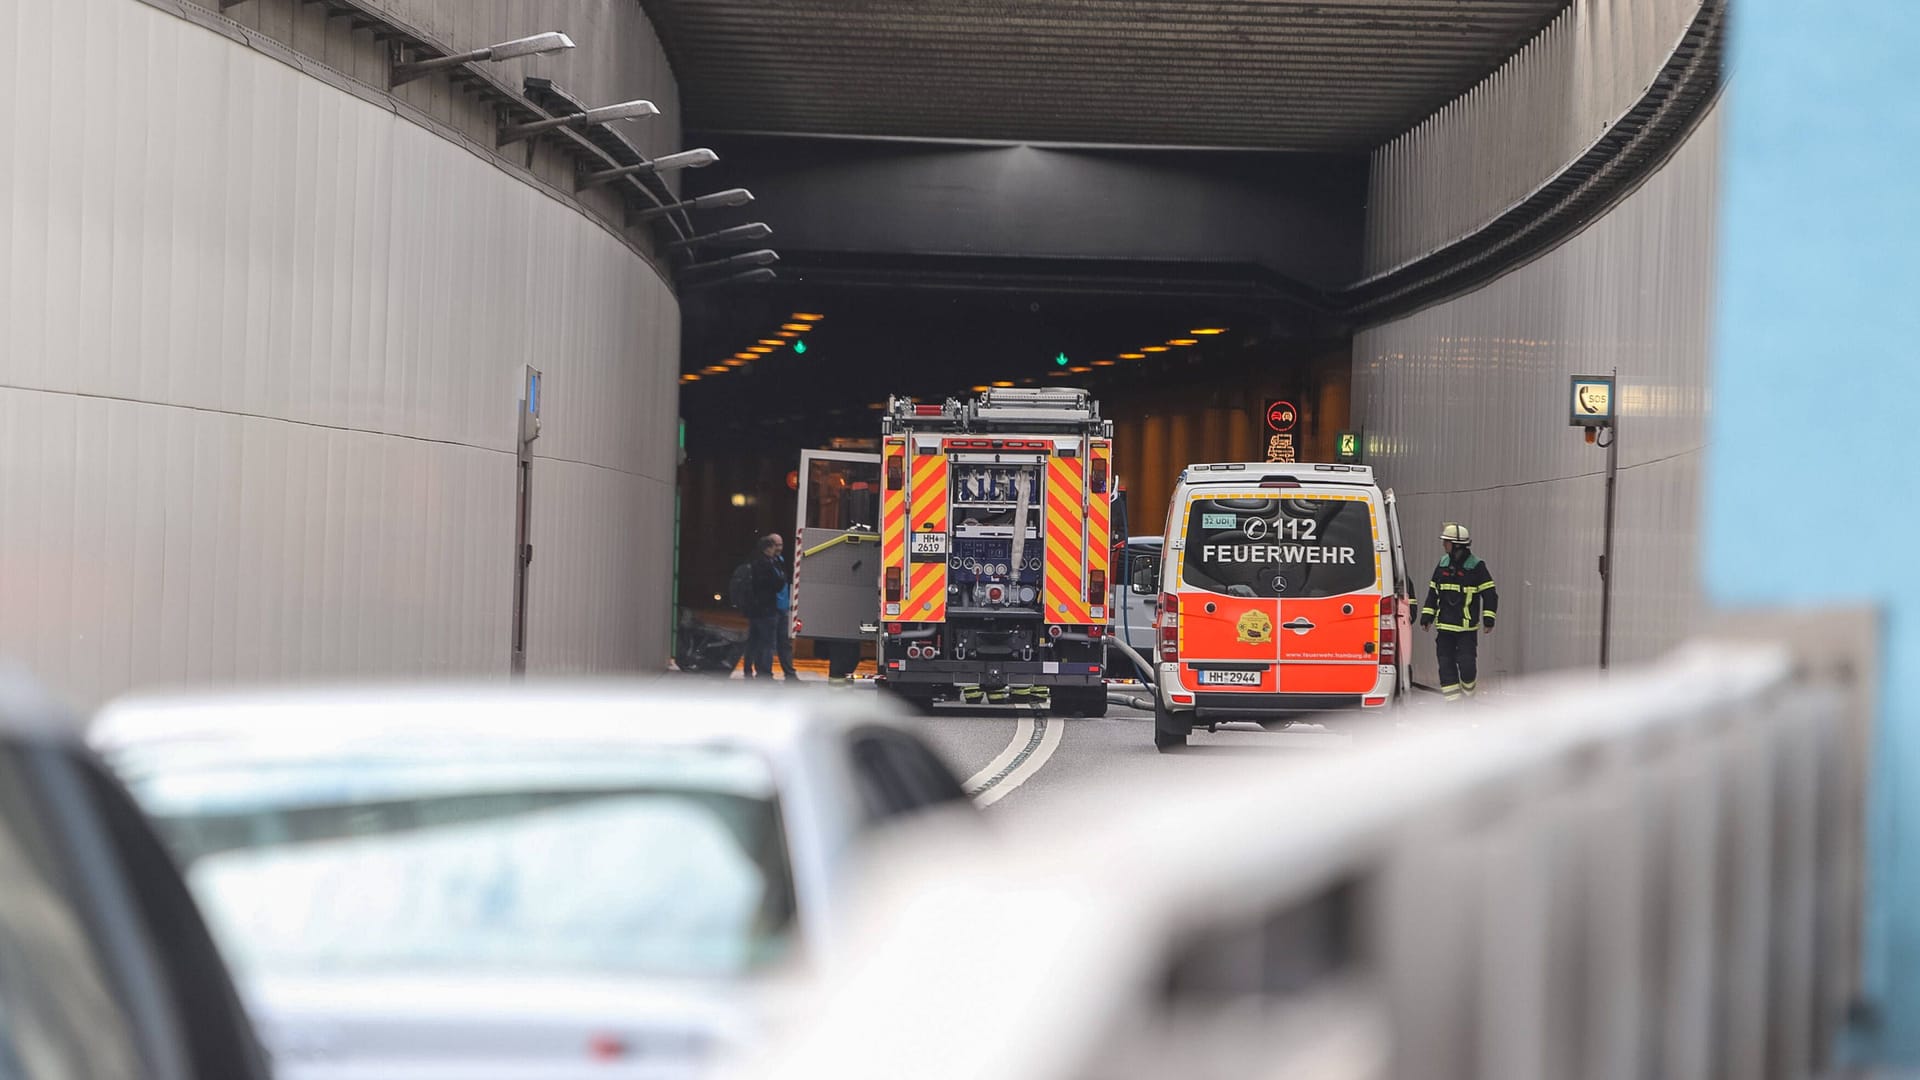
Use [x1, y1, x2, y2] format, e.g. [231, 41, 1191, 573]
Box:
[1182, 496, 1375, 598]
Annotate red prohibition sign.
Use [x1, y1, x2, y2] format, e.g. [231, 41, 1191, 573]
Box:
[1265, 400, 1298, 433]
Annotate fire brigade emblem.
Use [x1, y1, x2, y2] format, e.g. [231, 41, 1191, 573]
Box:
[1236, 609, 1273, 645]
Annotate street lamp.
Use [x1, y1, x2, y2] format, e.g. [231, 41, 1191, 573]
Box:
[630, 188, 753, 223]
[391, 33, 574, 88]
[577, 148, 719, 191]
[498, 100, 659, 146]
[682, 249, 778, 274]
[667, 222, 772, 251]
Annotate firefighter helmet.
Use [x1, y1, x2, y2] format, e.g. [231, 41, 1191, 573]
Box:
[1440, 522, 1471, 544]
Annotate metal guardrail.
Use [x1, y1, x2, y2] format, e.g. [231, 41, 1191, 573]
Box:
[737, 610, 1873, 1080]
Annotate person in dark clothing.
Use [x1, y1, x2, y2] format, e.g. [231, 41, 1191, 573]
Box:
[1420, 522, 1498, 701]
[773, 574, 800, 682]
[743, 534, 788, 680]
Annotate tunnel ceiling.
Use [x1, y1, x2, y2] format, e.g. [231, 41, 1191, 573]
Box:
[640, 0, 1572, 150]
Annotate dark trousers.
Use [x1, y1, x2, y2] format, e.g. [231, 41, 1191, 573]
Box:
[826, 640, 860, 681]
[745, 614, 782, 678]
[1435, 629, 1479, 699]
[775, 614, 798, 679]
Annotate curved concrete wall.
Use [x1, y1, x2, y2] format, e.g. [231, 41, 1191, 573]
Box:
[0, 0, 680, 705]
[1354, 102, 1720, 686]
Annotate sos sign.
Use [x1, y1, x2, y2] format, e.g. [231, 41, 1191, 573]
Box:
[1264, 400, 1298, 433]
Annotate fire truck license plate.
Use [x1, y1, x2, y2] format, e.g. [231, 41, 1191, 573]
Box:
[1198, 670, 1262, 687]
[911, 532, 948, 556]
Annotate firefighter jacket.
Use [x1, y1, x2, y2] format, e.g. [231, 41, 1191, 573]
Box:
[1421, 548, 1498, 632]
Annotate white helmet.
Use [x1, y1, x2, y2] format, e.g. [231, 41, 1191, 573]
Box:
[1440, 522, 1470, 544]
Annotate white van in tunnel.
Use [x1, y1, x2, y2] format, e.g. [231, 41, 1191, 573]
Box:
[1152, 463, 1415, 750]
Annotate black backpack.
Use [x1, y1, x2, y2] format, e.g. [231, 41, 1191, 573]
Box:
[728, 562, 755, 611]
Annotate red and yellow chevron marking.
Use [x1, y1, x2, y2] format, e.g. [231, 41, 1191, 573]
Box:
[906, 452, 949, 622]
[1042, 452, 1092, 625]
[1087, 440, 1113, 621]
[880, 439, 908, 613]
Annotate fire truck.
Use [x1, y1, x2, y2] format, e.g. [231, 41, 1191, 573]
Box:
[791, 387, 1116, 716]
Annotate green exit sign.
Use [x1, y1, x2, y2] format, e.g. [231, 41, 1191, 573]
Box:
[1336, 430, 1362, 461]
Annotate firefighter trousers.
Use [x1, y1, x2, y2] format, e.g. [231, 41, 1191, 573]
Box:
[1435, 629, 1479, 701]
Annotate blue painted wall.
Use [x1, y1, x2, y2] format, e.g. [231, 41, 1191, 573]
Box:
[1705, 1, 1920, 1062]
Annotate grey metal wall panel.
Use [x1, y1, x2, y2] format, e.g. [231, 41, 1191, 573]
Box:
[0, 0, 679, 706]
[1354, 102, 1720, 686]
[1364, 0, 1704, 275]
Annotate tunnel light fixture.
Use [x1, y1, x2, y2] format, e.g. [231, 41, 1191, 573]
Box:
[1048, 369, 1072, 377]
[780, 323, 814, 333]
[1067, 365, 1092, 374]
[1092, 360, 1116, 367]
[577, 148, 719, 190]
[792, 313, 826, 321]
[499, 100, 659, 146]
[758, 339, 786, 347]
[777, 330, 799, 338]
[747, 346, 775, 354]
[1118, 353, 1146, 360]
[391, 32, 575, 87]
[991, 380, 1015, 387]
[668, 222, 772, 252]
[702, 365, 727, 374]
[723, 360, 748, 368]
[631, 187, 754, 223]
[1169, 338, 1199, 346]
[681, 373, 701, 383]
[1190, 327, 1228, 335]
[1143, 345, 1170, 353]
[972, 385, 992, 393]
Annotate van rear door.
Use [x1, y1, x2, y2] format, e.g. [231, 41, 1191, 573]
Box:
[1383, 488, 1414, 696]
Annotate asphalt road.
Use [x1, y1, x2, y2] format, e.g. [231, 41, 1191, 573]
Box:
[912, 699, 1372, 819]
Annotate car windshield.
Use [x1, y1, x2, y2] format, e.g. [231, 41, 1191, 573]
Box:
[1182, 494, 1377, 599]
[109, 743, 797, 982]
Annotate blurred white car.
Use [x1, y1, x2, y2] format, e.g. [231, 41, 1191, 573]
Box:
[90, 680, 975, 1079]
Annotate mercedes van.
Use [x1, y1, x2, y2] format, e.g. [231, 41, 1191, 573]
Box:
[1151, 463, 1413, 750]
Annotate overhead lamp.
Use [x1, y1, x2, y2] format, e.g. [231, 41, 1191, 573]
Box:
[747, 346, 775, 354]
[777, 331, 799, 338]
[681, 373, 701, 382]
[970, 385, 991, 393]
[702, 365, 727, 374]
[668, 222, 772, 251]
[391, 32, 575, 87]
[1118, 353, 1146, 360]
[1067, 365, 1092, 373]
[1143, 345, 1170, 353]
[758, 339, 785, 347]
[991, 380, 1015, 387]
[780, 323, 814, 333]
[792, 313, 826, 321]
[723, 360, 748, 368]
[577, 148, 719, 190]
[1169, 339, 1199, 346]
[682, 248, 778, 274]
[631, 188, 754, 223]
[1092, 360, 1116, 367]
[1191, 327, 1228, 335]
[1048, 369, 1072, 378]
[499, 100, 659, 146]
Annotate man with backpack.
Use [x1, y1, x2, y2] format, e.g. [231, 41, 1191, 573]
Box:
[731, 534, 789, 681]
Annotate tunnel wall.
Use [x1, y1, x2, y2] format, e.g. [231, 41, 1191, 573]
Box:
[1353, 102, 1719, 687]
[0, 0, 681, 706]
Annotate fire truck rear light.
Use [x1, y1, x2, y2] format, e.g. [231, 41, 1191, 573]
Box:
[886, 454, 904, 489]
[1089, 665, 1101, 675]
[1048, 625, 1063, 638]
[886, 622, 903, 634]
[1087, 570, 1106, 604]
[885, 568, 903, 603]
[1088, 626, 1104, 638]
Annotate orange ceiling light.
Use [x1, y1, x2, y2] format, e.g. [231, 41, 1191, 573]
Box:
[681, 373, 701, 382]
[1066, 365, 1091, 373]
[702, 365, 727, 374]
[1092, 359, 1116, 367]
[991, 380, 1015, 387]
[1118, 352, 1146, 360]
[757, 339, 785, 347]
[747, 346, 775, 354]
[780, 323, 814, 333]
[777, 330, 799, 338]
[1168, 338, 1199, 346]
[1190, 327, 1228, 335]
[791, 312, 826, 321]
[1048, 369, 1072, 377]
[723, 359, 748, 367]
[1143, 345, 1170, 353]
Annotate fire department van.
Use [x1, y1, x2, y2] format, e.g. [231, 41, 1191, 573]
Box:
[1150, 462, 1414, 751]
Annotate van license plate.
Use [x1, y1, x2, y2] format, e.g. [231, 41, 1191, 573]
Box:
[1198, 670, 1261, 687]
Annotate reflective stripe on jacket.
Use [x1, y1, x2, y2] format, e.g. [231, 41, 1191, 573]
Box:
[1422, 548, 1498, 631]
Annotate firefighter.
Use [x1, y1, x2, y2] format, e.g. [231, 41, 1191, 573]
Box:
[1420, 523, 1498, 701]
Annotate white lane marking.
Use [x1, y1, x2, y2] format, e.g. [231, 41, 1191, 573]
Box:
[963, 715, 1035, 794]
[972, 714, 1063, 808]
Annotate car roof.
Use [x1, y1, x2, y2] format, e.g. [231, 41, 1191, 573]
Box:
[89, 678, 897, 760]
[1177, 462, 1378, 487]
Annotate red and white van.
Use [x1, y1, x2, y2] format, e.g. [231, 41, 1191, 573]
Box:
[1151, 462, 1413, 751]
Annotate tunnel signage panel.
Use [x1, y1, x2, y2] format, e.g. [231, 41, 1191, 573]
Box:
[1336, 431, 1361, 461]
[1263, 400, 1299, 462]
[1570, 375, 1615, 427]
[1264, 400, 1298, 433]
